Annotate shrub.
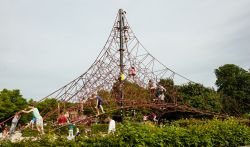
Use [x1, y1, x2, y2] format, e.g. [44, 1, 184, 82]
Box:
[1, 118, 249, 146]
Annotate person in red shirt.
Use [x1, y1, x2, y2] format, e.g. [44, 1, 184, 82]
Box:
[57, 112, 68, 125]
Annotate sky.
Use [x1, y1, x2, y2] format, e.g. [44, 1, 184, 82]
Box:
[0, 0, 249, 100]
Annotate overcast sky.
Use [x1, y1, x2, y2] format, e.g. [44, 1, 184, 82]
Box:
[0, 0, 249, 100]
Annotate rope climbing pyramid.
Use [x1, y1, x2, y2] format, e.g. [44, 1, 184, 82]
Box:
[40, 9, 193, 106]
[0, 9, 227, 140]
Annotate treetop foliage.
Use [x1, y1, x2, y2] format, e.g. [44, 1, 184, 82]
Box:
[0, 89, 28, 123]
[215, 64, 250, 114]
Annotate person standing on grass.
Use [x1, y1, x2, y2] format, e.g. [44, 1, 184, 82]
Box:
[3, 125, 9, 139]
[0, 124, 3, 138]
[22, 103, 44, 135]
[67, 123, 75, 140]
[108, 116, 116, 134]
[9, 112, 21, 137]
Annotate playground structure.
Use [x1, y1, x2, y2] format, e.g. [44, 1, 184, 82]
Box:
[1, 9, 222, 133]
[40, 9, 222, 125]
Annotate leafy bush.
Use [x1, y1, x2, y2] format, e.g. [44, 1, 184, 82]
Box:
[1, 118, 249, 146]
[178, 83, 221, 112]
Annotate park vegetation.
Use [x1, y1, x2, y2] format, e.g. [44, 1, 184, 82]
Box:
[0, 64, 249, 146]
[1, 118, 250, 146]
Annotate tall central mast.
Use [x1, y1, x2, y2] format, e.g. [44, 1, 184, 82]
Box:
[118, 9, 125, 121]
[119, 9, 125, 78]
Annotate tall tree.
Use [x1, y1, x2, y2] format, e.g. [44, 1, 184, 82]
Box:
[215, 64, 250, 115]
[0, 89, 28, 123]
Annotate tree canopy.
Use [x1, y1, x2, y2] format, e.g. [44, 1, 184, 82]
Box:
[0, 89, 28, 123]
[215, 64, 250, 115]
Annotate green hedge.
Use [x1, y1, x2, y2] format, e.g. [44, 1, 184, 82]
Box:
[1, 118, 249, 146]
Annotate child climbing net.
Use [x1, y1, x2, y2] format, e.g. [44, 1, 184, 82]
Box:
[90, 93, 105, 116]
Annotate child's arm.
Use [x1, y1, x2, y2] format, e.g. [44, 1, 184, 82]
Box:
[22, 109, 33, 113]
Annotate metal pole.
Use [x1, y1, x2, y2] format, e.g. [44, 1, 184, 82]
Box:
[119, 9, 125, 76]
[58, 102, 60, 117]
[118, 9, 125, 121]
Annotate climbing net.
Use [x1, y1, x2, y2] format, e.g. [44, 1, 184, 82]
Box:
[1, 10, 219, 133]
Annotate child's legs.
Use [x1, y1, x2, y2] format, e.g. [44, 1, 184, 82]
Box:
[9, 122, 17, 134]
[69, 130, 73, 137]
[95, 107, 100, 114]
[99, 105, 104, 113]
[36, 118, 44, 134]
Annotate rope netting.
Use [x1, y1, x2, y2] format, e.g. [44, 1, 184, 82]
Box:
[0, 10, 221, 134]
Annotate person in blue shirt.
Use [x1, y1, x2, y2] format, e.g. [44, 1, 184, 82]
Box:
[91, 93, 105, 116]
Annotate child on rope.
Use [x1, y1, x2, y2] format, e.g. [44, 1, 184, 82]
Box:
[9, 112, 21, 137]
[129, 67, 136, 80]
[22, 103, 44, 135]
[156, 84, 166, 101]
[129, 67, 136, 77]
[91, 93, 105, 116]
[148, 80, 157, 98]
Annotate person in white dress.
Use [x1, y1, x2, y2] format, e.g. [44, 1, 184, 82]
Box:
[108, 116, 115, 134]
